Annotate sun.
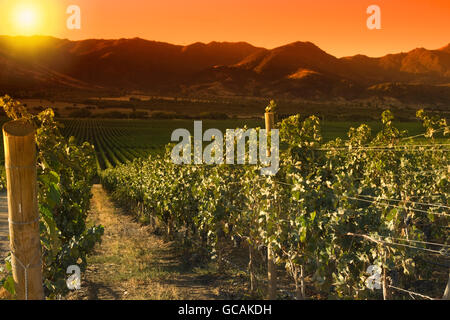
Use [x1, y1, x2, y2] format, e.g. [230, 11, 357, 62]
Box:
[1, 1, 62, 37]
[13, 4, 41, 34]
[17, 8, 36, 28]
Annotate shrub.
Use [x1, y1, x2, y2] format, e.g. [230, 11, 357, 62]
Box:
[0, 95, 104, 299]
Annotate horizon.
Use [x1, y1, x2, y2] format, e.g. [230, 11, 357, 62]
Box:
[0, 0, 449, 57]
[1, 34, 449, 59]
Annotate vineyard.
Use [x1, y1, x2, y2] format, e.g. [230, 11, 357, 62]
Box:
[0, 96, 449, 300]
[59, 119, 160, 171]
[57, 118, 430, 173]
[58, 119, 266, 171]
[100, 109, 449, 299]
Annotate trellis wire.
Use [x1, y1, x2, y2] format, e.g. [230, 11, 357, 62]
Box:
[345, 233, 445, 299]
[262, 179, 450, 218]
[346, 233, 446, 256]
[385, 237, 450, 249]
[400, 127, 446, 141]
[388, 285, 435, 300]
[344, 196, 450, 217]
[357, 194, 450, 210]
[317, 147, 450, 152]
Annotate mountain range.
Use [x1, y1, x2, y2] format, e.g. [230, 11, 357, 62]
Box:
[1, 36, 450, 104]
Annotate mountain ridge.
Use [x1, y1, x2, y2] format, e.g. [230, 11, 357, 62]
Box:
[0, 36, 450, 103]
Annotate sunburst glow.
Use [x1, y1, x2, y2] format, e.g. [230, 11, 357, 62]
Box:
[11, 3, 42, 35]
[16, 8, 37, 28]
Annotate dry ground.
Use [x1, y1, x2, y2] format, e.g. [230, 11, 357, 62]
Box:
[67, 185, 253, 300]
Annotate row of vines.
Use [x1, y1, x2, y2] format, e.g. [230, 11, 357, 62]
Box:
[0, 96, 104, 299]
[0, 119, 7, 191]
[60, 119, 156, 171]
[101, 109, 449, 299]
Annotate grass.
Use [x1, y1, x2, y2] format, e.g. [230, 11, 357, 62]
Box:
[72, 182, 307, 300]
[68, 185, 185, 299]
[68, 185, 253, 300]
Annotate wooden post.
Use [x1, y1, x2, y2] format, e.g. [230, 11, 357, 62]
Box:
[265, 113, 275, 143]
[264, 112, 277, 300]
[299, 265, 305, 300]
[248, 245, 256, 293]
[443, 273, 450, 300]
[382, 251, 391, 300]
[3, 119, 44, 300]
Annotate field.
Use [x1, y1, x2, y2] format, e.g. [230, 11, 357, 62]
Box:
[0, 116, 432, 186]
[0, 117, 430, 169]
[1, 0, 450, 302]
[98, 111, 449, 300]
[55, 118, 429, 171]
[0, 107, 449, 300]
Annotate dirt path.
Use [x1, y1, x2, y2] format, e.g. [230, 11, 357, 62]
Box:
[0, 192, 9, 260]
[68, 184, 249, 300]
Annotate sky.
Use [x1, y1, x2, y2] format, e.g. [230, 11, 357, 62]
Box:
[0, 0, 449, 57]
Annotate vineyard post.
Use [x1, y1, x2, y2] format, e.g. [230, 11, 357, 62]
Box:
[264, 111, 277, 300]
[382, 250, 391, 300]
[3, 120, 44, 300]
[443, 273, 450, 300]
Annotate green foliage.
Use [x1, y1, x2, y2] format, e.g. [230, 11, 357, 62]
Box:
[265, 100, 277, 113]
[0, 166, 6, 191]
[0, 256, 15, 297]
[101, 107, 448, 299]
[0, 96, 104, 299]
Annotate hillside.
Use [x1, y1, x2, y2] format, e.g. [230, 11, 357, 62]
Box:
[1, 36, 450, 103]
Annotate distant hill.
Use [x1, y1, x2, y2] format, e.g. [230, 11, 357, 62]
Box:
[1, 36, 450, 104]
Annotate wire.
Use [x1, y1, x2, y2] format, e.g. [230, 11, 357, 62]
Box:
[329, 143, 450, 149]
[357, 195, 450, 210]
[261, 180, 450, 217]
[317, 148, 450, 153]
[379, 238, 445, 255]
[344, 196, 450, 217]
[315, 143, 450, 152]
[385, 237, 450, 249]
[410, 194, 448, 199]
[357, 169, 449, 177]
[400, 127, 446, 141]
[272, 180, 296, 187]
[345, 233, 445, 255]
[388, 285, 435, 300]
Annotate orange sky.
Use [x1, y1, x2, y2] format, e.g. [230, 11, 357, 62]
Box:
[0, 0, 449, 57]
